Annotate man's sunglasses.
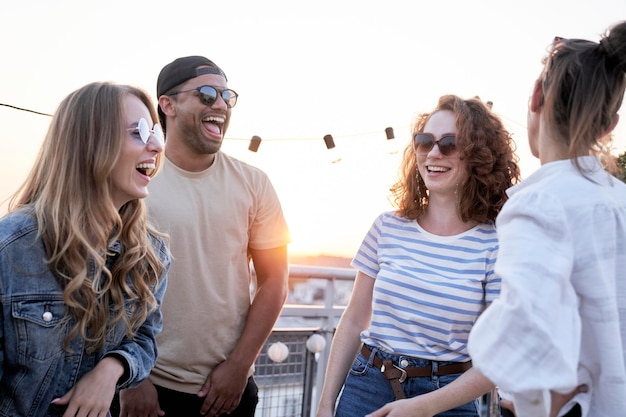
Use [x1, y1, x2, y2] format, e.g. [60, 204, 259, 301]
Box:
[413, 133, 457, 156]
[128, 118, 164, 145]
[168, 85, 238, 108]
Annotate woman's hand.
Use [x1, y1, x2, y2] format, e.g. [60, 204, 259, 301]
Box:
[365, 397, 436, 417]
[51, 356, 124, 417]
[499, 385, 588, 417]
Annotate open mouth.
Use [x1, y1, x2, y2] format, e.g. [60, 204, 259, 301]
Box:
[427, 165, 450, 173]
[203, 116, 225, 136]
[136, 163, 156, 177]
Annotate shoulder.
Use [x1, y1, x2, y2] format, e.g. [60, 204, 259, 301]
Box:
[218, 152, 270, 178]
[367, 211, 414, 235]
[475, 219, 497, 234]
[217, 153, 278, 198]
[147, 231, 171, 263]
[377, 210, 406, 223]
[0, 209, 39, 250]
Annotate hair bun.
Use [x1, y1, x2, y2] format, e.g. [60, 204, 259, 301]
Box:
[600, 36, 615, 57]
[602, 21, 626, 72]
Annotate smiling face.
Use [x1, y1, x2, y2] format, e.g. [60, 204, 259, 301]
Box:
[110, 94, 164, 210]
[415, 110, 467, 198]
[163, 72, 231, 158]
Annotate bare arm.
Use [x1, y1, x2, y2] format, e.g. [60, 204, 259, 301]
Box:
[366, 368, 494, 417]
[231, 245, 289, 369]
[316, 271, 375, 417]
[198, 245, 288, 416]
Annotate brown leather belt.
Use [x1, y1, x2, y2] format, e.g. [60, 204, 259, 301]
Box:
[361, 345, 472, 399]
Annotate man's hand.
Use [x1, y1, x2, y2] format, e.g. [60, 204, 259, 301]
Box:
[198, 360, 248, 417]
[119, 378, 164, 417]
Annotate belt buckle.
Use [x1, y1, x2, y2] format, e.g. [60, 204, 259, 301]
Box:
[380, 362, 408, 383]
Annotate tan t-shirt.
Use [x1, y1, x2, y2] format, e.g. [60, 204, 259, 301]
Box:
[147, 153, 290, 393]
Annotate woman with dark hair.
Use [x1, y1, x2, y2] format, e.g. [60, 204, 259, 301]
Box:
[0, 82, 169, 417]
[315, 94, 520, 417]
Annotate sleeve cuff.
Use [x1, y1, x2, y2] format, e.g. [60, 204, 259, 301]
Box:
[104, 352, 131, 387]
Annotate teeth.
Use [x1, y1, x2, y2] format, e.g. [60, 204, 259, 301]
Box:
[203, 116, 224, 123]
[427, 166, 448, 172]
[136, 163, 156, 169]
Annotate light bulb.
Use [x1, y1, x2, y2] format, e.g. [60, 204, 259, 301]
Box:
[267, 341, 289, 362]
[323, 134, 342, 163]
[305, 334, 326, 353]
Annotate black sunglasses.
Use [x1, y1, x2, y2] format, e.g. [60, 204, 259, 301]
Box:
[168, 85, 238, 108]
[413, 133, 457, 156]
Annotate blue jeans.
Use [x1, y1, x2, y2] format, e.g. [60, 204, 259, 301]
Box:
[335, 346, 479, 417]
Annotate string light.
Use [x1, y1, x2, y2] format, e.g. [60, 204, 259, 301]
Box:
[385, 126, 399, 154]
[323, 134, 342, 163]
[267, 341, 289, 362]
[1, 102, 413, 158]
[305, 333, 326, 353]
[4, 99, 540, 158]
[248, 135, 262, 152]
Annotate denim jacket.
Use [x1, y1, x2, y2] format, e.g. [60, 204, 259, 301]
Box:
[0, 210, 169, 417]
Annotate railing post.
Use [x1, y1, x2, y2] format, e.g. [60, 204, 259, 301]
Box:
[309, 276, 337, 416]
[302, 348, 317, 417]
[258, 265, 355, 417]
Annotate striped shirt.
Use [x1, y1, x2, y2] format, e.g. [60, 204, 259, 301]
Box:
[353, 211, 499, 362]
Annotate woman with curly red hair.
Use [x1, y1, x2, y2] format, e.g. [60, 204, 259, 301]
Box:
[316, 94, 520, 417]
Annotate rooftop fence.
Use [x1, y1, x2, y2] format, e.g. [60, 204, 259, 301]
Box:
[253, 264, 498, 417]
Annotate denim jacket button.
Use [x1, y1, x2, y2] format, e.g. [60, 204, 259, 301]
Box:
[43, 312, 53, 322]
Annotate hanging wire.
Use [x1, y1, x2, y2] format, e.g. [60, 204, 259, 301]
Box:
[0, 103, 52, 117]
[1, 100, 530, 149]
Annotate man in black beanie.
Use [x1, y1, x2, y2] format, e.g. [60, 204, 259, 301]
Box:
[116, 56, 290, 417]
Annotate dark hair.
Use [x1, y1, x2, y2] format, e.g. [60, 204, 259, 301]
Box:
[541, 21, 626, 172]
[391, 95, 521, 223]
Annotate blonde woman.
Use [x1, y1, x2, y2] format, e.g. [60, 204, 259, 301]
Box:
[0, 82, 169, 417]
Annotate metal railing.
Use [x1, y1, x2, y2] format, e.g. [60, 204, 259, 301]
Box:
[254, 264, 499, 417]
[255, 264, 354, 417]
[255, 329, 319, 417]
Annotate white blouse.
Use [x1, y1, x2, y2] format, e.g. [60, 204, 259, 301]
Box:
[468, 156, 626, 417]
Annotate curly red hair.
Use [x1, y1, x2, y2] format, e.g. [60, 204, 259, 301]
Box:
[391, 95, 521, 223]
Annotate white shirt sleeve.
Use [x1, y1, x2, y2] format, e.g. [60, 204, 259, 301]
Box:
[468, 191, 582, 417]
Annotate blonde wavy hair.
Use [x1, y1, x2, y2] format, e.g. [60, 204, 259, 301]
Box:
[9, 82, 166, 353]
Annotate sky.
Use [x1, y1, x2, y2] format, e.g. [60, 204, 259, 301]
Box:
[1, 0, 625, 258]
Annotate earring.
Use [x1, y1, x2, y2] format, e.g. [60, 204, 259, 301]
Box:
[415, 168, 425, 209]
